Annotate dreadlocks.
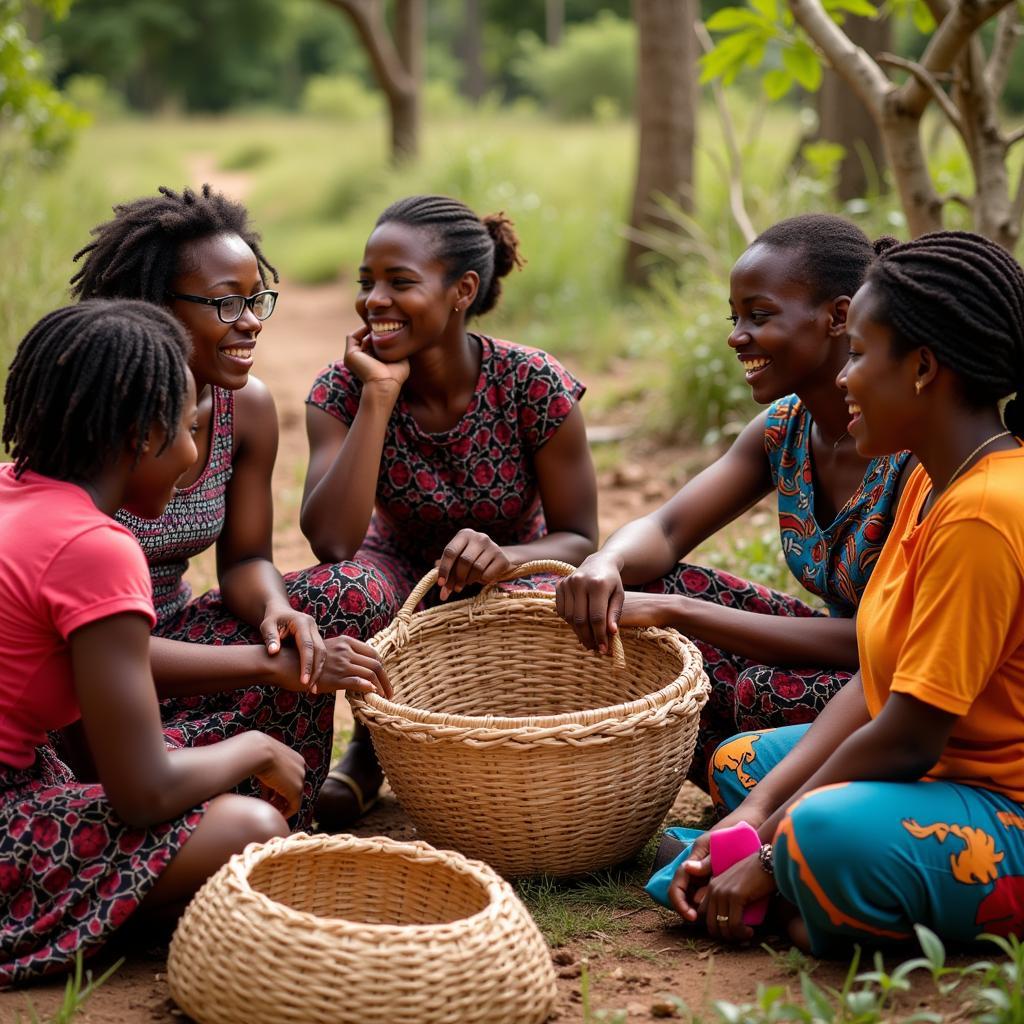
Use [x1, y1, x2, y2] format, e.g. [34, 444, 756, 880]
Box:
[70, 184, 278, 304]
[375, 195, 524, 317]
[3, 299, 191, 480]
[865, 231, 1024, 437]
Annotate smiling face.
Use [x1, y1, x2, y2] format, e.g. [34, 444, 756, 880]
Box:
[355, 222, 474, 362]
[727, 243, 844, 404]
[168, 232, 265, 390]
[839, 283, 922, 457]
[122, 373, 199, 519]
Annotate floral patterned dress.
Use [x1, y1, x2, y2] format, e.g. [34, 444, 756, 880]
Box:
[117, 386, 399, 829]
[644, 394, 910, 785]
[306, 334, 586, 602]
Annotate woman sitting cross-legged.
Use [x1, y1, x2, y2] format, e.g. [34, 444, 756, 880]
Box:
[70, 186, 393, 831]
[556, 215, 912, 786]
[0, 300, 304, 985]
[302, 195, 599, 829]
[670, 231, 1024, 955]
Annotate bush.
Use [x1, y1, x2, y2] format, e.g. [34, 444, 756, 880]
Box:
[300, 74, 382, 119]
[514, 12, 635, 120]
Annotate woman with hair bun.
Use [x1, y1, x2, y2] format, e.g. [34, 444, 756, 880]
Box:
[303, 194, 599, 828]
[674, 231, 1024, 955]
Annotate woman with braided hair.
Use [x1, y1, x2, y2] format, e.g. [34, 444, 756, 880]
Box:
[666, 231, 1024, 955]
[0, 300, 302, 984]
[70, 186, 393, 832]
[303, 194, 598, 828]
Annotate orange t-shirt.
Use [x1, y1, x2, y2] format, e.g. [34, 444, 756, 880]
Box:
[857, 445, 1024, 801]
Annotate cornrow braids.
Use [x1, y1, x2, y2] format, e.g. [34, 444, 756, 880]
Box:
[375, 195, 524, 317]
[754, 214, 876, 303]
[3, 299, 191, 480]
[865, 231, 1024, 436]
[70, 184, 278, 304]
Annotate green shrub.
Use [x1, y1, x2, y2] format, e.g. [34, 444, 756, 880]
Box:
[514, 12, 635, 120]
[300, 74, 382, 119]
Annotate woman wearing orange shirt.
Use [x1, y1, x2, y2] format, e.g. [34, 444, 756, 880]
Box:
[659, 232, 1024, 955]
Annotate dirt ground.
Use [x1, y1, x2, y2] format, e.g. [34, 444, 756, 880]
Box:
[0, 163, 961, 1023]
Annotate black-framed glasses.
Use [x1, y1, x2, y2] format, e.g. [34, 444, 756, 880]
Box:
[168, 289, 278, 324]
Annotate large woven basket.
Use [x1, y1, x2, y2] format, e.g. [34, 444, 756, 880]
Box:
[351, 560, 709, 878]
[167, 832, 556, 1024]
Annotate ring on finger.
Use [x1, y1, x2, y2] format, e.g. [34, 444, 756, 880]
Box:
[715, 914, 730, 923]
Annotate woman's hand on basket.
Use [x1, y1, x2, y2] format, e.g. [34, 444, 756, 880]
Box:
[555, 553, 625, 654]
[436, 529, 512, 601]
[314, 637, 392, 698]
[251, 733, 307, 819]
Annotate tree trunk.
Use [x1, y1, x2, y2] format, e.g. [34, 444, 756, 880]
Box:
[817, 15, 889, 199]
[624, 0, 698, 287]
[546, 0, 565, 46]
[459, 0, 485, 101]
[322, 0, 423, 165]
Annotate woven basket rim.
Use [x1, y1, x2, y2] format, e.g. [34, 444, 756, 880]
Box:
[223, 833, 510, 939]
[357, 591, 702, 732]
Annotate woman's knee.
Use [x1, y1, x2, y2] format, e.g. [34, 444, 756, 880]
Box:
[204, 793, 290, 851]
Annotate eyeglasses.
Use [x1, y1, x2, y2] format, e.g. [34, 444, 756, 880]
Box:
[168, 289, 278, 324]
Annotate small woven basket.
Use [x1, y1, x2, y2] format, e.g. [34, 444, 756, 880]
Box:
[167, 832, 556, 1024]
[351, 560, 709, 878]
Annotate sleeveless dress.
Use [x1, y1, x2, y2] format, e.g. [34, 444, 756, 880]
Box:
[116, 387, 397, 830]
[642, 394, 910, 784]
[306, 335, 586, 603]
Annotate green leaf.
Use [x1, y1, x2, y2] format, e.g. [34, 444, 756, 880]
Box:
[763, 67, 795, 99]
[699, 29, 762, 83]
[826, 0, 880, 16]
[914, 924, 947, 971]
[705, 7, 769, 31]
[750, 0, 780, 20]
[912, 0, 937, 31]
[782, 40, 823, 90]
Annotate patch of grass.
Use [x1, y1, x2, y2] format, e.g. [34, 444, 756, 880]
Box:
[219, 141, 275, 171]
[16, 952, 123, 1024]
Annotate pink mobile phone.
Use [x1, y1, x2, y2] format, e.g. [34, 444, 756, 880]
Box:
[708, 821, 770, 926]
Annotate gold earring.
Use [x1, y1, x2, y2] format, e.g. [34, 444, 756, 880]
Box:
[915, 380, 923, 396]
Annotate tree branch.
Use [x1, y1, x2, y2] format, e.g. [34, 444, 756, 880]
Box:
[787, 0, 891, 118]
[695, 21, 757, 244]
[900, 0, 1014, 117]
[986, 4, 1021, 98]
[876, 52, 965, 135]
[321, 0, 415, 99]
[1005, 125, 1024, 147]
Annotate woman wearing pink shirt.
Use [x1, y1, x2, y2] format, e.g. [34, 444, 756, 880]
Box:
[0, 300, 302, 985]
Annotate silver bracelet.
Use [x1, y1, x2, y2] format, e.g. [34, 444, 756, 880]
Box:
[758, 843, 774, 875]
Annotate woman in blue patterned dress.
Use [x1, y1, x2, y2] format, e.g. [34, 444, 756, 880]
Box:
[69, 186, 394, 830]
[556, 215, 912, 786]
[302, 195, 599, 827]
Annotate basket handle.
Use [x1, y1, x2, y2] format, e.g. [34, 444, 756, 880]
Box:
[396, 559, 626, 665]
[397, 559, 577, 619]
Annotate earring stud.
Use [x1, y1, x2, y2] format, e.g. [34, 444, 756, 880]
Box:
[915, 381, 923, 396]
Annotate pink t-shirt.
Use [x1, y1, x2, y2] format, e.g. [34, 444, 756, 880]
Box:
[0, 466, 155, 769]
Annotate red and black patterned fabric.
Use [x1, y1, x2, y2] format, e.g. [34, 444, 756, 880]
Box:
[307, 334, 585, 601]
[0, 745, 202, 986]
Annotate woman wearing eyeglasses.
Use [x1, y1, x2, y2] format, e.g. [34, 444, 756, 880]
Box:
[68, 185, 394, 830]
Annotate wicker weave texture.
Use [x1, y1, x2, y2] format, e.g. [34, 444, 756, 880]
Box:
[167, 832, 556, 1024]
[352, 561, 709, 877]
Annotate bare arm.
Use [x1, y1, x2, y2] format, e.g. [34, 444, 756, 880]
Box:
[301, 330, 409, 563]
[72, 614, 305, 827]
[556, 411, 774, 651]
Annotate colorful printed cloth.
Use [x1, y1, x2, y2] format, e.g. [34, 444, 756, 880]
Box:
[640, 564, 850, 787]
[765, 394, 910, 617]
[117, 386, 398, 829]
[0, 745, 202, 986]
[710, 725, 1024, 955]
[307, 334, 586, 601]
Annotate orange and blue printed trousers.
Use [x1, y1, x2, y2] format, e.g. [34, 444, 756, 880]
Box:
[710, 726, 1024, 956]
